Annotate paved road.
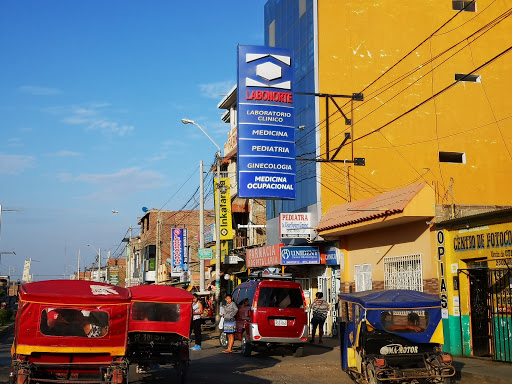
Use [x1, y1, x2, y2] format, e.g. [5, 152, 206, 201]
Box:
[2, 329, 508, 383]
[130, 332, 348, 384]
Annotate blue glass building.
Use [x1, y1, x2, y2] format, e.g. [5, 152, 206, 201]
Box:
[264, 0, 318, 244]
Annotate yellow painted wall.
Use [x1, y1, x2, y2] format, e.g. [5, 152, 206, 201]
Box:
[344, 221, 436, 281]
[317, 0, 512, 213]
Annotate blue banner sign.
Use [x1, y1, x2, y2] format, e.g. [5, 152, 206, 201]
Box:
[324, 245, 339, 266]
[171, 228, 188, 277]
[281, 246, 320, 265]
[237, 45, 296, 199]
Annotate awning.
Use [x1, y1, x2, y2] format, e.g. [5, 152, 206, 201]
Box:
[316, 182, 434, 238]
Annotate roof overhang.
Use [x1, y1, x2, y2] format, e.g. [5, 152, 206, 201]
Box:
[317, 183, 435, 238]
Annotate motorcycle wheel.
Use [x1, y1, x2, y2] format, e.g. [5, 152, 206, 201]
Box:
[219, 331, 228, 348]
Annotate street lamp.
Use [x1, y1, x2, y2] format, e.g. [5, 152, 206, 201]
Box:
[87, 244, 101, 282]
[112, 210, 133, 287]
[181, 118, 222, 326]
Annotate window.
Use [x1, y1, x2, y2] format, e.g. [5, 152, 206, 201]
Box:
[41, 308, 109, 338]
[455, 73, 481, 82]
[384, 254, 423, 292]
[380, 310, 430, 333]
[452, 1, 476, 12]
[354, 264, 372, 292]
[439, 151, 466, 164]
[257, 287, 304, 308]
[131, 302, 180, 322]
[269, 20, 276, 47]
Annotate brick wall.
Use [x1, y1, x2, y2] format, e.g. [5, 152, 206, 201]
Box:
[138, 209, 215, 282]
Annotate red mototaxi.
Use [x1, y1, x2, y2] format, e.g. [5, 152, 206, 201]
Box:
[11, 280, 131, 384]
[127, 284, 193, 378]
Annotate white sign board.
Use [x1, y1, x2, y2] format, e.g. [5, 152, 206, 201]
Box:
[279, 213, 313, 239]
[22, 260, 31, 282]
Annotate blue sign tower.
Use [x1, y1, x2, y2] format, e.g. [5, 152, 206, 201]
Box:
[237, 45, 296, 200]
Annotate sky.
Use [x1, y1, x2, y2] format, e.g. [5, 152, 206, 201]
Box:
[0, 1, 267, 281]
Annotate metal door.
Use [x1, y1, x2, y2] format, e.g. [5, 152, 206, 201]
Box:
[488, 268, 512, 362]
[468, 269, 491, 357]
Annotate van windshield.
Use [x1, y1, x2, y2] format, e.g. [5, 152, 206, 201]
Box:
[257, 287, 304, 308]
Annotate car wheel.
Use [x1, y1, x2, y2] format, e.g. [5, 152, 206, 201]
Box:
[219, 331, 228, 348]
[367, 363, 383, 384]
[294, 345, 304, 358]
[241, 333, 252, 357]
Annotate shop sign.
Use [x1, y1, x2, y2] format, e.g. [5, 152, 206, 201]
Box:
[198, 248, 213, 260]
[237, 45, 296, 200]
[279, 212, 312, 239]
[170, 228, 189, 278]
[451, 223, 512, 266]
[281, 246, 320, 265]
[323, 244, 340, 266]
[214, 177, 233, 240]
[246, 244, 282, 268]
[109, 270, 119, 286]
[226, 255, 244, 265]
[203, 224, 215, 244]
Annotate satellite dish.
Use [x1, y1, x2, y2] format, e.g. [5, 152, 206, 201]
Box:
[142, 207, 148, 212]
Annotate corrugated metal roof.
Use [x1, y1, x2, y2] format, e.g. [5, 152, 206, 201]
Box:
[316, 182, 427, 232]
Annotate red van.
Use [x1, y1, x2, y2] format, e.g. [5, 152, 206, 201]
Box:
[228, 276, 308, 357]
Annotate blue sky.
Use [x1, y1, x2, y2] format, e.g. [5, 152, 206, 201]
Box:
[0, 1, 266, 280]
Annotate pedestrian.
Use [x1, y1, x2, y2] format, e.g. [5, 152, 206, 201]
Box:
[221, 293, 238, 353]
[309, 292, 330, 344]
[190, 293, 203, 351]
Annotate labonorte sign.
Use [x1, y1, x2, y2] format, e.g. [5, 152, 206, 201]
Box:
[214, 177, 233, 240]
[237, 45, 296, 199]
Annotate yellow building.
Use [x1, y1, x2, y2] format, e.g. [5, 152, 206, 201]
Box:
[311, 0, 512, 356]
[263, 0, 511, 347]
[317, 0, 512, 209]
[436, 210, 512, 361]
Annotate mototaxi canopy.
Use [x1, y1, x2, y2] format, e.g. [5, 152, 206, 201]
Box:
[14, 280, 131, 357]
[338, 289, 443, 344]
[128, 284, 193, 338]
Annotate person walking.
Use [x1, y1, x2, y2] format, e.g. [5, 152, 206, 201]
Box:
[309, 292, 330, 344]
[221, 294, 238, 353]
[190, 293, 203, 351]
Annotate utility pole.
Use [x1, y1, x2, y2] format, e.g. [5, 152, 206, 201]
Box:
[156, 211, 162, 284]
[199, 160, 205, 292]
[78, 249, 81, 280]
[98, 248, 101, 282]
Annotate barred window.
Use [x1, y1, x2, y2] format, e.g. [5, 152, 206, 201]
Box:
[355, 264, 372, 292]
[384, 254, 423, 292]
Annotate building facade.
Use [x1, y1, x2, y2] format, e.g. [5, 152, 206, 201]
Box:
[262, 0, 512, 347]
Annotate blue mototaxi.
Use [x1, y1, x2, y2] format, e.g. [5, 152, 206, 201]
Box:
[338, 290, 455, 384]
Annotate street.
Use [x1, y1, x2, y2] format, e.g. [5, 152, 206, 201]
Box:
[0, 329, 507, 384]
[130, 331, 347, 384]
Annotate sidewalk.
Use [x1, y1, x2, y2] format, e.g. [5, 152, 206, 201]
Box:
[308, 336, 511, 383]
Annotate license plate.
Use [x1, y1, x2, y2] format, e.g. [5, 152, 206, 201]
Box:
[275, 319, 287, 326]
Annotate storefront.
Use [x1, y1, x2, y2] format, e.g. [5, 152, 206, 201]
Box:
[435, 208, 512, 362]
[245, 242, 341, 335]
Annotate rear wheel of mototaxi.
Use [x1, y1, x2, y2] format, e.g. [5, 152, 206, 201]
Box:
[366, 363, 383, 384]
[219, 331, 228, 348]
[175, 361, 188, 384]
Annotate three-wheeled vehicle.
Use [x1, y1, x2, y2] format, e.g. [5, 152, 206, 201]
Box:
[10, 280, 131, 384]
[338, 290, 455, 384]
[127, 284, 193, 382]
